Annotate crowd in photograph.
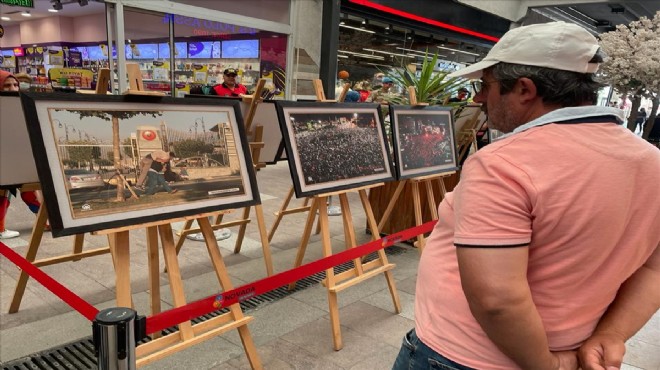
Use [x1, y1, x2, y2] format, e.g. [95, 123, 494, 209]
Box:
[294, 125, 387, 185]
[398, 117, 454, 169]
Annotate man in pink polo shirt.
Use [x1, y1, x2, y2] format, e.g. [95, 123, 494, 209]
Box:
[393, 22, 660, 370]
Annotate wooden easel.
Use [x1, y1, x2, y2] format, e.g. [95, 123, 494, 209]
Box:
[8, 184, 112, 313]
[125, 63, 167, 96]
[172, 78, 274, 276]
[456, 106, 484, 164]
[243, 78, 268, 170]
[374, 87, 453, 251]
[267, 80, 350, 242]
[376, 171, 454, 251]
[173, 203, 274, 276]
[96, 212, 262, 368]
[288, 184, 401, 351]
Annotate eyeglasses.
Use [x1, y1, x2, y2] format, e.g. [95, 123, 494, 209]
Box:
[471, 79, 499, 94]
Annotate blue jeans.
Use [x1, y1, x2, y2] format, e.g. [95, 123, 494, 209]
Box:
[392, 329, 475, 370]
[145, 171, 172, 195]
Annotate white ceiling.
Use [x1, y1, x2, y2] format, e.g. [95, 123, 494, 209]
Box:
[0, 0, 105, 22]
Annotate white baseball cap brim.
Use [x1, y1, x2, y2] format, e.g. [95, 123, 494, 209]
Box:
[449, 22, 601, 79]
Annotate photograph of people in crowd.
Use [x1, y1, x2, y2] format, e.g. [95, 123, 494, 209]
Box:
[277, 104, 394, 197]
[391, 108, 458, 179]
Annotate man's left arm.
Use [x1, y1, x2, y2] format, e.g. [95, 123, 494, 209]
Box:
[457, 246, 575, 370]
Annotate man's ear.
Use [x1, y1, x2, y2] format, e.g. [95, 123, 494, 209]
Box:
[516, 77, 538, 104]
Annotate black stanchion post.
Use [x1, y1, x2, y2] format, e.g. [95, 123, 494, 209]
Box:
[93, 307, 146, 370]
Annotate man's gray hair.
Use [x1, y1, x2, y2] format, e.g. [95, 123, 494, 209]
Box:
[492, 62, 604, 107]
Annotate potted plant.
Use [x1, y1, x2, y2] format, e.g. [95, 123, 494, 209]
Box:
[386, 50, 466, 105]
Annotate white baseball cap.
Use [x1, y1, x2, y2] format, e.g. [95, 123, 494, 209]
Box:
[449, 22, 601, 79]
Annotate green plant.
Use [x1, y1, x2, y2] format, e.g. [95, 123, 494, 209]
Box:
[386, 50, 467, 105]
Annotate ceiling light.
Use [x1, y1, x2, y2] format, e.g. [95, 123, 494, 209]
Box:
[363, 48, 413, 58]
[339, 24, 375, 34]
[337, 50, 384, 60]
[437, 45, 479, 56]
[21, 11, 32, 17]
[1, 16, 10, 21]
[48, 8, 59, 12]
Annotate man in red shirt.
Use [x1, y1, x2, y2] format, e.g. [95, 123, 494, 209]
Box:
[213, 68, 248, 97]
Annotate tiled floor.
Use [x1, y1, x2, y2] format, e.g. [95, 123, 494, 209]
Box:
[1, 161, 658, 369]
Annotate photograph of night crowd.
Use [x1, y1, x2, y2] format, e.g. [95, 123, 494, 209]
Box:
[275, 102, 394, 197]
[391, 106, 458, 179]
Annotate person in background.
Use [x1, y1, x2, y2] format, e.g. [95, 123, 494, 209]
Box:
[0, 71, 45, 239]
[213, 68, 248, 97]
[635, 107, 647, 133]
[13, 73, 32, 90]
[448, 87, 470, 103]
[392, 22, 660, 370]
[366, 76, 397, 104]
[344, 90, 361, 103]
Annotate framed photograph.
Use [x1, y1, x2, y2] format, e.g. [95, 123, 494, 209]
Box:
[20, 93, 259, 237]
[390, 105, 458, 180]
[274, 101, 394, 198]
[0, 92, 39, 186]
[453, 104, 485, 136]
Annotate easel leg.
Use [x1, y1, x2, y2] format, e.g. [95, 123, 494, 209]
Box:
[197, 217, 262, 369]
[288, 199, 319, 290]
[146, 226, 161, 317]
[338, 194, 363, 275]
[174, 219, 194, 256]
[317, 197, 343, 351]
[233, 207, 251, 254]
[411, 181, 426, 250]
[377, 180, 407, 231]
[71, 234, 85, 261]
[157, 223, 194, 340]
[253, 205, 274, 276]
[359, 190, 401, 314]
[113, 231, 133, 308]
[267, 187, 295, 242]
[8, 204, 48, 313]
[424, 180, 439, 220]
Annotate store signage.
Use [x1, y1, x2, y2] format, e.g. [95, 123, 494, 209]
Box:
[0, 0, 34, 8]
[13, 47, 24, 56]
[162, 14, 257, 36]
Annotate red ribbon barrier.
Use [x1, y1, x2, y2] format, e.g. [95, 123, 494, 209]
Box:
[145, 220, 437, 334]
[0, 242, 99, 321]
[0, 220, 437, 335]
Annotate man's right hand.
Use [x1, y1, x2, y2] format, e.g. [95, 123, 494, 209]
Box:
[578, 332, 626, 370]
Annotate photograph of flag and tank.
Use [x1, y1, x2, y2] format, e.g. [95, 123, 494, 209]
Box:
[20, 94, 259, 237]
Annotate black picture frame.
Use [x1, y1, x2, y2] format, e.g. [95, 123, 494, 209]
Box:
[274, 101, 395, 198]
[20, 92, 260, 237]
[390, 105, 459, 180]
